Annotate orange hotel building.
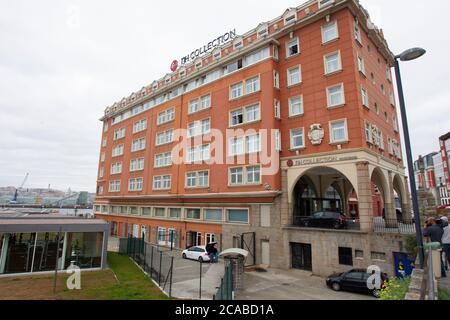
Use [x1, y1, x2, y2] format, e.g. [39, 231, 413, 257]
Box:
[95, 0, 414, 276]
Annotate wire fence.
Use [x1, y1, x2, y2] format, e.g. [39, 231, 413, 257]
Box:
[213, 260, 233, 300]
[373, 218, 416, 234]
[119, 236, 174, 297]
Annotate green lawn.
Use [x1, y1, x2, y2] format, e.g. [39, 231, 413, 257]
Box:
[0, 252, 170, 300]
[438, 287, 450, 301]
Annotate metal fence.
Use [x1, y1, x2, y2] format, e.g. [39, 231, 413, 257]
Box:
[120, 236, 174, 297]
[373, 218, 416, 234]
[213, 260, 233, 300]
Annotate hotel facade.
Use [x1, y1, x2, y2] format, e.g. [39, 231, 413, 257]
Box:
[94, 0, 413, 276]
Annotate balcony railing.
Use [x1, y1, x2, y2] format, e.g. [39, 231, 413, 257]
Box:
[293, 215, 361, 231]
[373, 217, 416, 234]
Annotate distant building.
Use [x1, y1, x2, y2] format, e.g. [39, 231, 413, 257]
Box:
[414, 152, 438, 200]
[438, 132, 450, 205]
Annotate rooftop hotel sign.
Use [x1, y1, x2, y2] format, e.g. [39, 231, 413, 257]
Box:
[180, 29, 237, 65]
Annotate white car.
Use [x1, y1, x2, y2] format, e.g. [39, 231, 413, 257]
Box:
[182, 246, 211, 262]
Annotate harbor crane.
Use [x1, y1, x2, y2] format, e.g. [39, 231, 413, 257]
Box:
[10, 173, 29, 204]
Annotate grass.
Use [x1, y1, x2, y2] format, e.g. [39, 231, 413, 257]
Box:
[0, 252, 170, 300]
[438, 287, 450, 300]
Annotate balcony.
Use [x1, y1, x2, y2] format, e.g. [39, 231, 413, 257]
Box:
[293, 213, 361, 231]
[372, 217, 416, 235]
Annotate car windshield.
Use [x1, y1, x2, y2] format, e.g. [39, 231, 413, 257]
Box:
[313, 212, 324, 218]
[344, 272, 364, 280]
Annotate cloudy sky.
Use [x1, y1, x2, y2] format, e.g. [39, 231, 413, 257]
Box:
[0, 0, 449, 192]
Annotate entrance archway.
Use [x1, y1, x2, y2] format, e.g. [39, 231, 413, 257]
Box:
[292, 167, 358, 228]
[393, 174, 409, 222]
[370, 167, 388, 219]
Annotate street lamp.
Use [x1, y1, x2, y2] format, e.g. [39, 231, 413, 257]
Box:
[393, 47, 426, 268]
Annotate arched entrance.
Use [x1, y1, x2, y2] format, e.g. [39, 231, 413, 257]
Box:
[292, 167, 358, 229]
[370, 167, 388, 219]
[393, 174, 410, 222]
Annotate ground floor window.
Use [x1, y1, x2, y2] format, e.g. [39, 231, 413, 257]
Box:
[206, 233, 216, 245]
[291, 243, 312, 271]
[227, 209, 249, 223]
[338, 247, 353, 266]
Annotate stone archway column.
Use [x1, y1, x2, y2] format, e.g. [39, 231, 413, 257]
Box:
[403, 176, 413, 223]
[356, 161, 373, 232]
[281, 169, 291, 227]
[386, 171, 399, 227]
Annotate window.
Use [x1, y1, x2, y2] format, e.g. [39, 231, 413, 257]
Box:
[324, 51, 341, 74]
[130, 158, 145, 172]
[187, 118, 211, 138]
[109, 180, 121, 192]
[169, 208, 181, 219]
[114, 128, 125, 140]
[153, 175, 171, 190]
[229, 104, 260, 127]
[186, 171, 209, 188]
[246, 134, 261, 153]
[246, 166, 261, 184]
[128, 178, 143, 191]
[371, 252, 386, 261]
[289, 96, 303, 117]
[227, 209, 249, 223]
[364, 121, 373, 143]
[354, 20, 362, 44]
[327, 84, 345, 107]
[188, 95, 211, 114]
[131, 138, 146, 152]
[130, 207, 139, 215]
[393, 116, 399, 132]
[273, 71, 280, 89]
[157, 108, 175, 125]
[319, 0, 335, 8]
[330, 120, 348, 143]
[257, 24, 269, 38]
[186, 144, 210, 163]
[283, 10, 297, 25]
[389, 91, 396, 106]
[386, 65, 392, 82]
[287, 65, 302, 86]
[205, 209, 222, 221]
[133, 119, 147, 133]
[186, 208, 201, 220]
[274, 99, 281, 119]
[286, 38, 299, 57]
[245, 76, 260, 94]
[290, 128, 305, 149]
[229, 166, 261, 185]
[156, 130, 173, 146]
[154, 152, 172, 168]
[99, 167, 104, 178]
[100, 152, 105, 162]
[110, 162, 122, 175]
[355, 250, 364, 259]
[233, 37, 243, 50]
[361, 87, 369, 108]
[321, 21, 338, 43]
[229, 137, 245, 156]
[212, 48, 221, 60]
[230, 82, 243, 100]
[339, 247, 353, 266]
[154, 207, 166, 217]
[112, 145, 124, 157]
[102, 138, 107, 147]
[244, 47, 269, 67]
[142, 208, 151, 216]
[357, 55, 365, 75]
[206, 233, 217, 245]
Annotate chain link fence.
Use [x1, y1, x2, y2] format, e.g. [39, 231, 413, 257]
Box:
[213, 260, 233, 300]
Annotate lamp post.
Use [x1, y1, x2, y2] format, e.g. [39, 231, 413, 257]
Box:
[393, 47, 426, 268]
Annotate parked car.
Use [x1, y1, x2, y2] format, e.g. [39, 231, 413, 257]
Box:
[182, 246, 211, 262]
[326, 269, 389, 297]
[298, 211, 346, 229]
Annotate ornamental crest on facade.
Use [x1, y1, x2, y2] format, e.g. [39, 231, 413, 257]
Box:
[308, 124, 324, 145]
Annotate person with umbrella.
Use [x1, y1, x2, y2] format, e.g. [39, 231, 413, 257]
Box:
[206, 241, 218, 263]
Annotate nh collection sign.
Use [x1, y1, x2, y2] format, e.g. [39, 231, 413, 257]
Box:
[180, 29, 237, 66]
[287, 156, 358, 167]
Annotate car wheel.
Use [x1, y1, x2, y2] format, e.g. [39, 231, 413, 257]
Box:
[373, 289, 381, 298]
[198, 256, 204, 262]
[331, 282, 341, 291]
[182, 253, 187, 259]
[333, 222, 341, 229]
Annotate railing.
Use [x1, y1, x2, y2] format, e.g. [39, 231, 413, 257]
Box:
[120, 236, 174, 297]
[213, 260, 233, 300]
[292, 215, 361, 231]
[372, 217, 416, 234]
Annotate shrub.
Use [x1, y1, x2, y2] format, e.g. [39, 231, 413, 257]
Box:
[380, 277, 411, 300]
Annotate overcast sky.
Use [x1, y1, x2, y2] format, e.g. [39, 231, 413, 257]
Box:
[0, 0, 449, 192]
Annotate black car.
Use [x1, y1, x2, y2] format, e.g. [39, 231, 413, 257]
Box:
[298, 211, 346, 229]
[326, 269, 389, 297]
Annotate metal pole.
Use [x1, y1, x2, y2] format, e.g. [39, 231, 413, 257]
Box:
[159, 251, 162, 284]
[199, 260, 202, 300]
[169, 256, 174, 297]
[143, 242, 147, 272]
[394, 59, 425, 268]
[150, 246, 154, 278]
[170, 230, 174, 251]
[53, 229, 61, 294]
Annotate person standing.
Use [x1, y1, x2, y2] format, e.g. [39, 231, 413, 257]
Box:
[423, 217, 446, 277]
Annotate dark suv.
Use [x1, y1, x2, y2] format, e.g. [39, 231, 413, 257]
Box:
[298, 211, 346, 229]
[326, 269, 389, 297]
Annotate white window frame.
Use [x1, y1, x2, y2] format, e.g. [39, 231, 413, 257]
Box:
[157, 108, 175, 125]
[185, 170, 209, 188]
[128, 178, 143, 192]
[229, 103, 261, 127]
[326, 83, 345, 108]
[112, 144, 124, 157]
[286, 37, 300, 58]
[130, 158, 145, 172]
[287, 65, 302, 87]
[357, 55, 366, 75]
[289, 96, 304, 117]
[321, 20, 339, 44]
[131, 138, 146, 152]
[361, 86, 369, 108]
[329, 119, 348, 144]
[229, 165, 262, 186]
[113, 128, 126, 141]
[154, 152, 172, 168]
[153, 175, 172, 190]
[186, 144, 210, 163]
[133, 119, 147, 133]
[110, 162, 122, 175]
[324, 51, 342, 75]
[155, 130, 173, 146]
[109, 180, 121, 193]
[290, 128, 305, 150]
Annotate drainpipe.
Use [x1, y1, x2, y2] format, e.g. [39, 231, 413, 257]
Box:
[0, 234, 10, 274]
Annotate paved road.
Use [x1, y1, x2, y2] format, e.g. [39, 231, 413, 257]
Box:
[235, 268, 376, 300]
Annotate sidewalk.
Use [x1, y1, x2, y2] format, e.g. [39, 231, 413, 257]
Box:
[438, 275, 450, 293]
